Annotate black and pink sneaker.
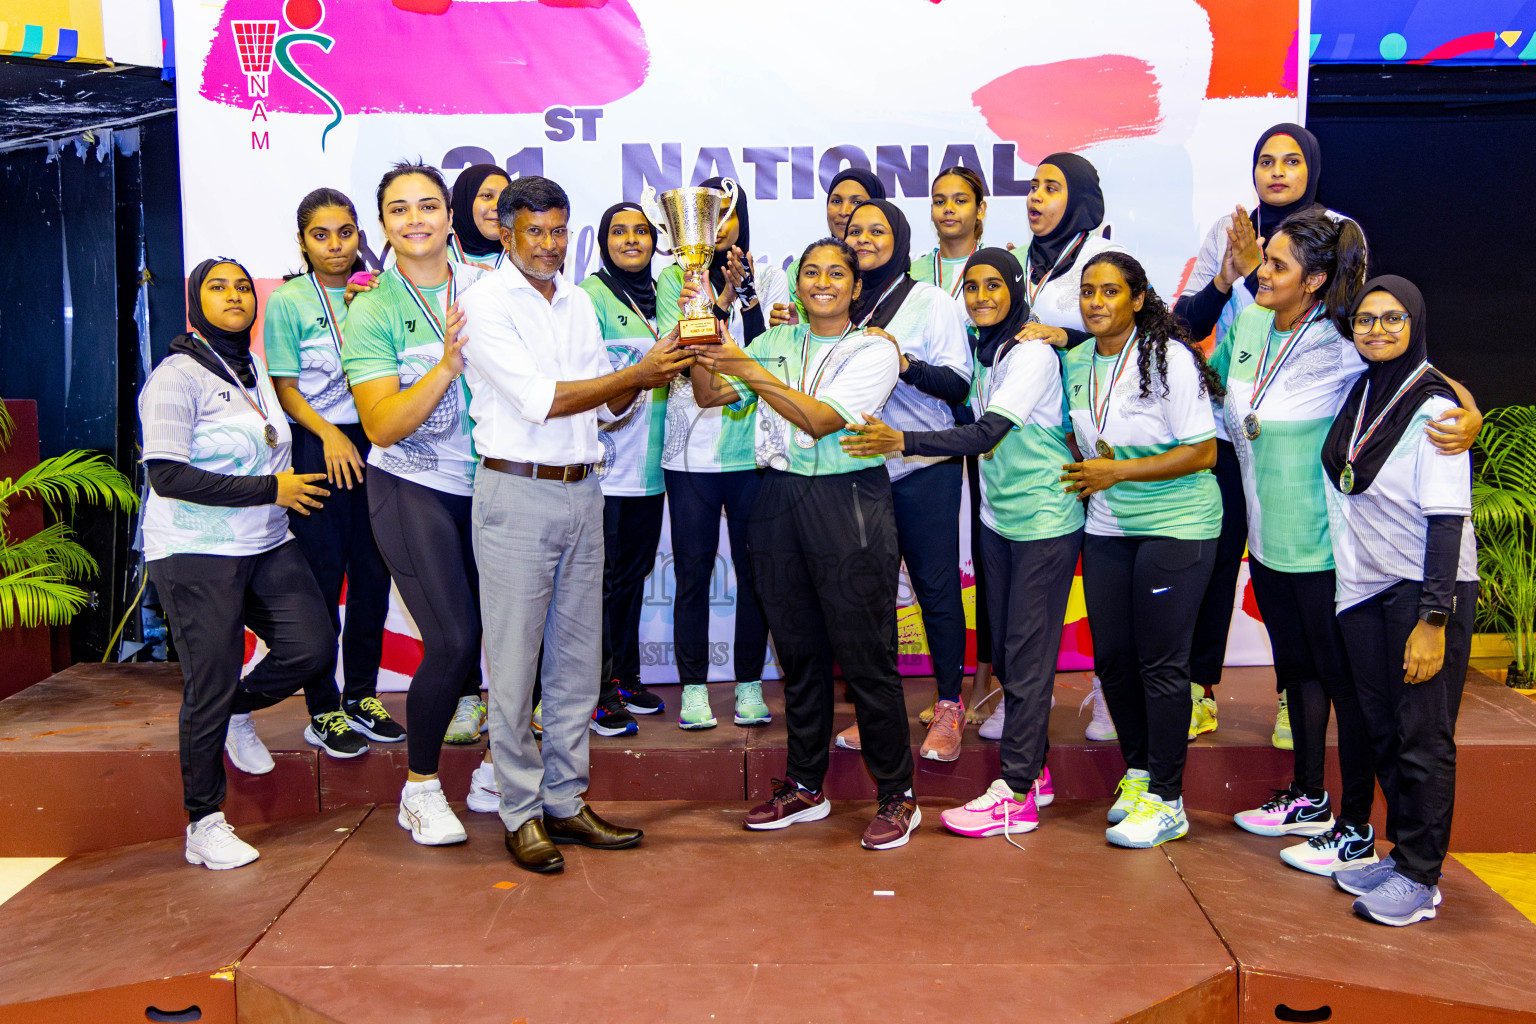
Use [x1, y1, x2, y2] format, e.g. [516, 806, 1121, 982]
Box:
[1234, 784, 1334, 837]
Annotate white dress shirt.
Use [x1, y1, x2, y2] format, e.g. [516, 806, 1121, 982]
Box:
[461, 262, 620, 466]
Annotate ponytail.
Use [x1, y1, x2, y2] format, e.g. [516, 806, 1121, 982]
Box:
[1272, 210, 1369, 335]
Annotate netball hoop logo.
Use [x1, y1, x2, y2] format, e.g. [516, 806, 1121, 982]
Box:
[229, 0, 343, 151]
[231, 21, 279, 96]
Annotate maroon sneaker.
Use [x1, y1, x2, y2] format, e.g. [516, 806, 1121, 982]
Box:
[744, 778, 831, 831]
[861, 793, 922, 850]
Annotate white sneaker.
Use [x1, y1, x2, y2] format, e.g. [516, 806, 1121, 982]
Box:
[444, 695, 487, 744]
[185, 812, 259, 870]
[978, 702, 1004, 740]
[1107, 768, 1150, 824]
[398, 780, 468, 846]
[465, 762, 500, 814]
[224, 713, 274, 775]
[1106, 793, 1189, 849]
[1082, 677, 1117, 741]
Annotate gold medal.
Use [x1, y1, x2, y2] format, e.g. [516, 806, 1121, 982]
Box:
[1096, 439, 1115, 460]
[1242, 412, 1260, 440]
[1339, 463, 1355, 494]
[264, 424, 279, 449]
[793, 427, 816, 450]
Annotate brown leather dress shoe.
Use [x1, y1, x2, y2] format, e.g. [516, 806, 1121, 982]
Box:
[543, 806, 644, 849]
[505, 819, 564, 873]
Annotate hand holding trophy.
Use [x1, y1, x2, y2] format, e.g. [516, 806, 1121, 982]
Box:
[641, 179, 738, 345]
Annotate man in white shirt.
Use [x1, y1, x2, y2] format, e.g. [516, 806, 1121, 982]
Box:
[461, 176, 692, 873]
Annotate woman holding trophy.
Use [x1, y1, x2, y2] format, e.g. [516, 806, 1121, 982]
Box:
[684, 237, 917, 851]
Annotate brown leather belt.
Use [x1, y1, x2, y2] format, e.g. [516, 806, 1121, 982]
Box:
[482, 457, 593, 482]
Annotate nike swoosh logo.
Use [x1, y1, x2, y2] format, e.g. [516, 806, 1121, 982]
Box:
[1152, 587, 1171, 594]
[1341, 839, 1374, 859]
[1295, 806, 1331, 821]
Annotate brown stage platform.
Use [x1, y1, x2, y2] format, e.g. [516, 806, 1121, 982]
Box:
[2, 663, 1535, 856]
[5, 802, 1536, 1023]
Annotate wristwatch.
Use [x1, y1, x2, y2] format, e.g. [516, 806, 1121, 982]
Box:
[1419, 608, 1449, 629]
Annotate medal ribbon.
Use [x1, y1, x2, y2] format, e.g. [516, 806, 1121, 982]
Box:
[798, 322, 856, 399]
[622, 294, 660, 342]
[308, 273, 346, 354]
[193, 333, 270, 423]
[1250, 303, 1322, 411]
[393, 265, 455, 343]
[933, 243, 975, 299]
[1345, 360, 1434, 464]
[1025, 232, 1087, 306]
[852, 275, 909, 331]
[1089, 330, 1137, 436]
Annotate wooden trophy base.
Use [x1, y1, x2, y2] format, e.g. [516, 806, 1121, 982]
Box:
[678, 315, 721, 345]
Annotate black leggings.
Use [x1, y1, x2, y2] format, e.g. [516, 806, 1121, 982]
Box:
[602, 493, 667, 688]
[1249, 559, 1374, 825]
[966, 456, 996, 670]
[1082, 534, 1216, 802]
[150, 542, 336, 821]
[368, 471, 482, 776]
[892, 460, 965, 701]
[1188, 439, 1247, 690]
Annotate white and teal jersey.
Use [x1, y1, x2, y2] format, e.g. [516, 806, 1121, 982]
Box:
[728, 323, 900, 477]
[908, 246, 994, 299]
[657, 261, 787, 474]
[340, 262, 486, 495]
[580, 275, 667, 497]
[139, 352, 292, 561]
[877, 281, 972, 482]
[449, 234, 506, 270]
[974, 341, 1083, 542]
[1325, 395, 1478, 612]
[262, 275, 358, 426]
[1222, 304, 1365, 572]
[1065, 338, 1221, 539]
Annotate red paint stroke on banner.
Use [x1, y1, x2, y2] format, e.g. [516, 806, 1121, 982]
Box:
[1410, 31, 1498, 65]
[1191, 0, 1299, 99]
[201, 0, 648, 115]
[972, 56, 1163, 165]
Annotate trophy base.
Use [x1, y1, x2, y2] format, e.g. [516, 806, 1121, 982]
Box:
[678, 316, 721, 345]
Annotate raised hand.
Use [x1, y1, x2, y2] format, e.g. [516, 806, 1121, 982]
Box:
[769, 302, 800, 328]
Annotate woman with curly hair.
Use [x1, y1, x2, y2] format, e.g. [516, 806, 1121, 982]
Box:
[1062, 251, 1224, 849]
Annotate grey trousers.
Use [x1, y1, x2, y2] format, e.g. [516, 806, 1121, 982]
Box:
[472, 468, 604, 830]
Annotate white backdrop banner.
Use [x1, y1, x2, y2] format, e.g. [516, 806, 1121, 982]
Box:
[178, 0, 1297, 685]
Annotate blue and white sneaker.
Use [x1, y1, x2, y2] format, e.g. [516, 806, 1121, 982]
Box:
[1352, 870, 1442, 926]
[1233, 784, 1335, 837]
[1106, 793, 1189, 849]
[1334, 854, 1399, 896]
[1280, 823, 1378, 876]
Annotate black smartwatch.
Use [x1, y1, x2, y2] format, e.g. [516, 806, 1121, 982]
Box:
[1419, 608, 1449, 629]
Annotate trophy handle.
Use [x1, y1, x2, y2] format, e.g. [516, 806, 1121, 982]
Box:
[718, 178, 739, 232]
[639, 185, 672, 253]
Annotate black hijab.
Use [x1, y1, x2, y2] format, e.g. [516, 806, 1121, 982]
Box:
[1247, 124, 1324, 294]
[699, 175, 765, 343]
[845, 198, 917, 330]
[592, 202, 657, 320]
[449, 163, 509, 257]
[1321, 276, 1454, 495]
[1027, 152, 1105, 287]
[964, 248, 1032, 367]
[827, 167, 886, 202]
[168, 258, 257, 388]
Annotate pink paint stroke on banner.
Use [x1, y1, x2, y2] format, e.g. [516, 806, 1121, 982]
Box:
[972, 55, 1163, 166]
[201, 0, 649, 115]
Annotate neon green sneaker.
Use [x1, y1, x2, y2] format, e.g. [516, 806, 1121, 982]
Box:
[1188, 682, 1217, 740]
[678, 684, 717, 730]
[444, 695, 486, 744]
[1108, 768, 1150, 825]
[1272, 693, 1293, 750]
[733, 681, 771, 726]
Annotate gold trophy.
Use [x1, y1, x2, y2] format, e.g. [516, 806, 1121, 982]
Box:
[641, 180, 738, 344]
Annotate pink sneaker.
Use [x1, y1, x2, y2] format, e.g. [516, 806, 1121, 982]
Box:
[1233, 784, 1335, 837]
[940, 779, 1039, 838]
[1034, 766, 1055, 808]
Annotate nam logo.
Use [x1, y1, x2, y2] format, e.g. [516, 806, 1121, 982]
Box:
[231, 0, 344, 151]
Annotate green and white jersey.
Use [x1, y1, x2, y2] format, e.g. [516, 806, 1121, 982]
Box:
[1065, 337, 1221, 539]
[340, 262, 486, 496]
[139, 351, 291, 561]
[877, 281, 973, 482]
[1012, 232, 1124, 333]
[1222, 303, 1365, 572]
[908, 246, 994, 300]
[727, 323, 900, 477]
[974, 341, 1083, 542]
[448, 233, 507, 270]
[262, 274, 358, 426]
[579, 275, 667, 497]
[1325, 395, 1478, 612]
[657, 260, 788, 474]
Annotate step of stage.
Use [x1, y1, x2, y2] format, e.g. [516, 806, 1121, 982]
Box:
[3, 664, 1534, 856]
[0, 807, 367, 1024]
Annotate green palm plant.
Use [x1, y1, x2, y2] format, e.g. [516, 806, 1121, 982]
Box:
[1471, 405, 1536, 686]
[0, 401, 139, 629]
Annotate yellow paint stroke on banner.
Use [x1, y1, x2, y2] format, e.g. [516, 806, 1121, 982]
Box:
[0, 0, 106, 63]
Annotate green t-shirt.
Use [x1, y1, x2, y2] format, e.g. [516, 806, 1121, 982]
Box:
[974, 341, 1084, 542]
[728, 323, 900, 477]
[339, 263, 485, 496]
[1222, 303, 1365, 572]
[908, 247, 975, 299]
[579, 275, 667, 496]
[1064, 338, 1221, 539]
[263, 274, 358, 426]
[657, 263, 759, 474]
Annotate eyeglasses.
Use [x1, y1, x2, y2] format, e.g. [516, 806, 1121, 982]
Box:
[1350, 312, 1411, 335]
